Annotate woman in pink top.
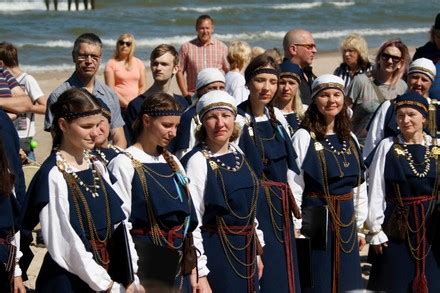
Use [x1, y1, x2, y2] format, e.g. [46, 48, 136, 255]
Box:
[105, 33, 147, 109]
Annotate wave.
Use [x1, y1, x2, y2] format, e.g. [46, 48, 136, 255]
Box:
[0, 1, 87, 12]
[21, 63, 75, 73]
[329, 1, 355, 7]
[272, 2, 322, 10]
[313, 27, 429, 39]
[16, 27, 429, 50]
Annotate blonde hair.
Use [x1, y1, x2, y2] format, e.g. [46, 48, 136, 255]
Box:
[251, 46, 265, 59]
[340, 34, 370, 67]
[227, 40, 252, 70]
[113, 33, 136, 62]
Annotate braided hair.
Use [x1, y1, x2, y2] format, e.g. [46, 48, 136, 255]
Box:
[133, 92, 182, 172]
[0, 136, 14, 196]
[50, 88, 102, 149]
[244, 54, 281, 131]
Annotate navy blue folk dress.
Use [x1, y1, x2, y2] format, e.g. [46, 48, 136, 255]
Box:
[284, 112, 302, 136]
[0, 184, 20, 292]
[238, 103, 301, 293]
[109, 148, 198, 292]
[298, 132, 364, 293]
[182, 146, 262, 293]
[368, 143, 440, 292]
[22, 153, 126, 292]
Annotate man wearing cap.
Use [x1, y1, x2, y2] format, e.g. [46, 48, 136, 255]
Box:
[125, 44, 189, 145]
[282, 28, 318, 105]
[176, 15, 229, 99]
[169, 67, 226, 158]
[414, 13, 440, 100]
[363, 58, 437, 160]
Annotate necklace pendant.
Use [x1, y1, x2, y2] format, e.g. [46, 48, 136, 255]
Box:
[209, 160, 219, 170]
[248, 126, 254, 137]
[343, 161, 350, 168]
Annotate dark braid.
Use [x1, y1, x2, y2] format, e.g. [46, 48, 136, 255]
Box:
[0, 137, 14, 196]
[267, 103, 279, 131]
[157, 146, 180, 173]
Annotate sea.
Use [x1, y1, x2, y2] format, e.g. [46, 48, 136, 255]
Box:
[0, 0, 438, 72]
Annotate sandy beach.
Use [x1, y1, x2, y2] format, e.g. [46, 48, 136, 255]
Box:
[23, 47, 415, 289]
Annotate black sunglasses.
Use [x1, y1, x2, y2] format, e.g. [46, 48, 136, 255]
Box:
[381, 53, 401, 63]
[118, 40, 132, 47]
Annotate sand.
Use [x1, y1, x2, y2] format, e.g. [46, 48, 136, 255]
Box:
[23, 47, 415, 288]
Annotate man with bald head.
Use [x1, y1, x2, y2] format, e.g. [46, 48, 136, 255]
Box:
[282, 29, 317, 105]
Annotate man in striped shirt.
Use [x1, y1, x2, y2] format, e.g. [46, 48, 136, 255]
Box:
[176, 14, 229, 98]
[0, 66, 32, 119]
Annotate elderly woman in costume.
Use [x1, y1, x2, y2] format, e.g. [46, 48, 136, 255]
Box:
[364, 58, 437, 160]
[237, 54, 301, 293]
[22, 88, 137, 292]
[366, 91, 440, 292]
[169, 68, 225, 159]
[108, 92, 205, 292]
[291, 74, 367, 293]
[273, 61, 307, 136]
[182, 90, 264, 293]
[347, 39, 410, 144]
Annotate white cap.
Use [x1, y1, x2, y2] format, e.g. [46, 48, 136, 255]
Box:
[408, 58, 436, 81]
[311, 74, 345, 99]
[196, 90, 237, 120]
[195, 68, 225, 91]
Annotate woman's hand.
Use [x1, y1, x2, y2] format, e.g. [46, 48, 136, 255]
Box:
[372, 242, 388, 254]
[358, 235, 366, 251]
[13, 276, 26, 293]
[191, 275, 212, 293]
[257, 255, 264, 280]
[125, 282, 137, 293]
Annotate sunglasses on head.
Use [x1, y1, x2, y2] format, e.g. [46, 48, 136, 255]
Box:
[118, 40, 132, 47]
[381, 53, 401, 63]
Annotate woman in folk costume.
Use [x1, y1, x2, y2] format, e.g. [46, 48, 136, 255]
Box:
[367, 91, 440, 292]
[237, 54, 302, 293]
[291, 74, 368, 292]
[182, 90, 265, 293]
[0, 129, 25, 292]
[22, 88, 138, 292]
[108, 92, 205, 292]
[364, 58, 437, 160]
[273, 61, 307, 136]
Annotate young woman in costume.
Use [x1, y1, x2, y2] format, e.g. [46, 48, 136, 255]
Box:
[237, 54, 301, 293]
[182, 90, 264, 292]
[273, 61, 306, 136]
[0, 131, 26, 293]
[108, 93, 207, 292]
[291, 74, 367, 292]
[22, 88, 137, 292]
[367, 91, 440, 292]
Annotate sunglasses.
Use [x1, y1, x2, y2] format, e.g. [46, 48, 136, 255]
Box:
[118, 40, 132, 47]
[381, 53, 401, 63]
[294, 43, 316, 50]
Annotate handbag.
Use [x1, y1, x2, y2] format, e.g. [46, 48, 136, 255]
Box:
[383, 204, 409, 242]
[295, 237, 313, 288]
[300, 205, 329, 250]
[181, 233, 197, 275]
[107, 221, 135, 287]
[134, 239, 181, 289]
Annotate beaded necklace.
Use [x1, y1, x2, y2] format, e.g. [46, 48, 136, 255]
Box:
[324, 135, 351, 168]
[94, 144, 123, 165]
[56, 151, 101, 198]
[201, 143, 243, 172]
[398, 134, 431, 178]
